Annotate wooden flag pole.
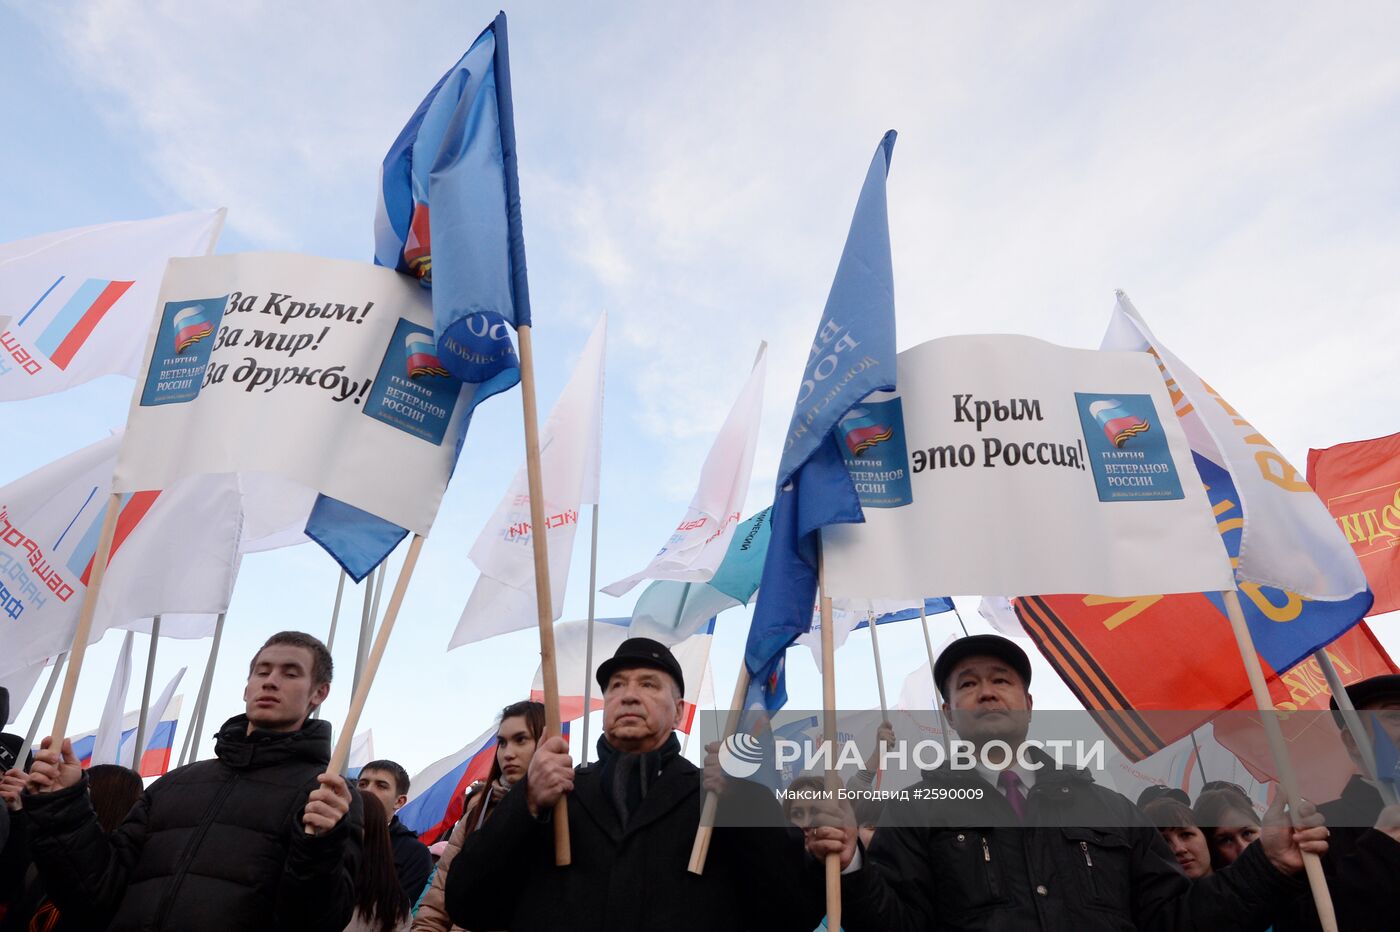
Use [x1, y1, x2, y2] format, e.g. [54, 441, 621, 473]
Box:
[19, 653, 68, 766]
[1315, 648, 1399, 807]
[817, 560, 842, 931]
[1221, 589, 1337, 932]
[131, 615, 163, 770]
[580, 503, 600, 763]
[687, 663, 750, 874]
[516, 323, 571, 865]
[867, 610, 888, 717]
[308, 534, 425, 835]
[178, 612, 226, 767]
[45, 493, 121, 747]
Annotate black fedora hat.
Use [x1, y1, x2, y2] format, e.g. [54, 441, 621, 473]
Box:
[596, 637, 685, 695]
[932, 634, 1033, 699]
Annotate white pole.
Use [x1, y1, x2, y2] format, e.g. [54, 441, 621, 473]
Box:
[868, 610, 888, 716]
[19, 653, 68, 765]
[179, 612, 226, 767]
[325, 570, 347, 653]
[131, 616, 162, 770]
[352, 565, 383, 696]
[1315, 648, 1399, 806]
[916, 604, 950, 754]
[580, 503, 600, 763]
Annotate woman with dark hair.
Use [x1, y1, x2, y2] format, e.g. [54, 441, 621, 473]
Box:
[1142, 797, 1213, 879]
[345, 791, 410, 932]
[1, 764, 144, 932]
[1194, 787, 1263, 870]
[411, 700, 545, 932]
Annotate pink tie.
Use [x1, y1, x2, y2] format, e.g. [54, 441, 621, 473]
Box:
[998, 770, 1028, 822]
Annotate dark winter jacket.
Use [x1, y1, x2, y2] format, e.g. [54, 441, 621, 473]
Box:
[838, 756, 1306, 931]
[444, 737, 822, 931]
[388, 815, 432, 906]
[21, 714, 362, 932]
[1277, 774, 1400, 932]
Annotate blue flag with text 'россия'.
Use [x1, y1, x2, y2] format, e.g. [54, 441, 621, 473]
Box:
[307, 12, 531, 580]
[743, 132, 899, 712]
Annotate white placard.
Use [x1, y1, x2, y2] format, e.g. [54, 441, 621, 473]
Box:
[115, 253, 470, 535]
[821, 334, 1234, 599]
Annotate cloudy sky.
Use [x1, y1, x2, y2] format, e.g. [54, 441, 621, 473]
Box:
[3, 1, 1398, 778]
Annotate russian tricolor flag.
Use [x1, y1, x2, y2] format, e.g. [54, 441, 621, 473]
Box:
[1088, 399, 1150, 448]
[70, 697, 183, 778]
[404, 331, 449, 380]
[171, 305, 214, 354]
[397, 720, 572, 845]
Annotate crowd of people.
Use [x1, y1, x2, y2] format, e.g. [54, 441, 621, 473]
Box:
[0, 629, 1396, 930]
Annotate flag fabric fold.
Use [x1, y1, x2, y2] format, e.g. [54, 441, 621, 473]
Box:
[603, 346, 767, 595]
[796, 597, 955, 671]
[89, 630, 135, 767]
[0, 209, 225, 401]
[628, 507, 772, 644]
[449, 314, 606, 648]
[1104, 293, 1367, 601]
[743, 130, 900, 715]
[1306, 431, 1400, 617]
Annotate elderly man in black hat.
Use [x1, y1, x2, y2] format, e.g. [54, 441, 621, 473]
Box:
[805, 633, 1332, 932]
[444, 637, 821, 932]
[1276, 673, 1400, 932]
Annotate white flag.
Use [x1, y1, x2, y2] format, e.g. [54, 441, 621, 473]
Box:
[796, 599, 926, 671]
[90, 630, 135, 766]
[449, 315, 608, 648]
[348, 729, 376, 776]
[977, 596, 1027, 638]
[603, 345, 766, 596]
[0, 431, 304, 681]
[130, 666, 186, 770]
[0, 210, 225, 400]
[71, 693, 184, 777]
[1102, 293, 1367, 600]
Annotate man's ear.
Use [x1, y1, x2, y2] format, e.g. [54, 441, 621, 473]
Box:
[309, 680, 331, 710]
[395, 794, 408, 812]
[1026, 692, 1034, 713]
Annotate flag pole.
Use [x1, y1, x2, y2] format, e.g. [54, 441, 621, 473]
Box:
[952, 605, 970, 638]
[44, 492, 121, 747]
[1221, 589, 1337, 932]
[352, 564, 382, 696]
[917, 604, 950, 754]
[1315, 648, 1399, 807]
[817, 553, 842, 931]
[1187, 730, 1210, 790]
[686, 662, 749, 873]
[179, 612, 225, 767]
[325, 570, 347, 653]
[19, 653, 68, 766]
[867, 610, 888, 717]
[580, 503, 600, 764]
[132, 616, 163, 770]
[311, 534, 425, 830]
[516, 322, 571, 865]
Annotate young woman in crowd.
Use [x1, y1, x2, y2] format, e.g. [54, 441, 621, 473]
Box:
[346, 791, 411, 932]
[411, 700, 545, 932]
[1142, 797, 1214, 879]
[1194, 787, 1264, 870]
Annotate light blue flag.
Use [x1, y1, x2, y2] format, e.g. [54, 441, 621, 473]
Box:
[744, 132, 899, 713]
[630, 508, 773, 643]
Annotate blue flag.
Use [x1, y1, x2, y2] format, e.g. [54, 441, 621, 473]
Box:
[743, 132, 899, 710]
[308, 12, 531, 580]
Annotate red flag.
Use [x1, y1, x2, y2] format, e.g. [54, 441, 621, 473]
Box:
[1307, 431, 1400, 616]
[1212, 622, 1399, 802]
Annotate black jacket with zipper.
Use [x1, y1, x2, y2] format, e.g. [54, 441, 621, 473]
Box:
[839, 753, 1303, 931]
[21, 714, 362, 932]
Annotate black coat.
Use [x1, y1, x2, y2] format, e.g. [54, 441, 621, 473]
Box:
[839, 761, 1304, 932]
[1276, 775, 1400, 932]
[21, 714, 362, 932]
[388, 815, 432, 906]
[444, 751, 822, 931]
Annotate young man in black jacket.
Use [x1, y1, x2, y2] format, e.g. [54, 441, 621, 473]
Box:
[21, 630, 362, 932]
[805, 634, 1332, 932]
[357, 758, 432, 905]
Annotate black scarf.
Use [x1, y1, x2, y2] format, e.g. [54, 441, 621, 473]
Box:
[595, 732, 682, 827]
